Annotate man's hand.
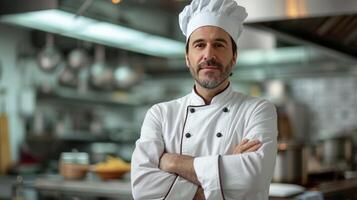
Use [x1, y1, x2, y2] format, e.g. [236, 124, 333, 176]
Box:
[232, 139, 262, 154]
[159, 153, 178, 173]
[159, 139, 261, 199]
[193, 186, 205, 200]
[159, 153, 200, 185]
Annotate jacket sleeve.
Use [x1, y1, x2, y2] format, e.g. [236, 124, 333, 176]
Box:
[193, 100, 278, 200]
[131, 105, 197, 200]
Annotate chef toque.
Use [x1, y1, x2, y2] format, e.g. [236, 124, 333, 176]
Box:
[179, 0, 248, 46]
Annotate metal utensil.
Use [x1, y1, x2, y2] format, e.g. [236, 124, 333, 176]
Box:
[90, 45, 113, 89]
[273, 141, 308, 185]
[68, 47, 89, 71]
[58, 67, 78, 87]
[37, 33, 62, 72]
[113, 52, 142, 90]
[316, 136, 353, 170]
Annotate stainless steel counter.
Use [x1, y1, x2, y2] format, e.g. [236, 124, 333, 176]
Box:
[23, 174, 132, 200]
[35, 178, 131, 198]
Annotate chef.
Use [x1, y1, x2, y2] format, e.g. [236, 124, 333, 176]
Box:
[131, 0, 278, 199]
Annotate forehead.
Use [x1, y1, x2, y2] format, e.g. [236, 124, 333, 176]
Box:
[189, 26, 231, 43]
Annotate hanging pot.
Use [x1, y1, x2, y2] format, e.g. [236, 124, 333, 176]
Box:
[90, 45, 113, 90]
[58, 66, 78, 88]
[68, 47, 89, 71]
[113, 52, 142, 90]
[37, 33, 62, 72]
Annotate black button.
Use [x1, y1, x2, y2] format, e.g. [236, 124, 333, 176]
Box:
[190, 108, 195, 113]
[222, 107, 229, 112]
[185, 133, 191, 138]
[216, 132, 223, 138]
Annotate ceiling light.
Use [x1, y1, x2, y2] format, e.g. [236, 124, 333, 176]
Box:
[111, 0, 123, 4]
[237, 47, 322, 66]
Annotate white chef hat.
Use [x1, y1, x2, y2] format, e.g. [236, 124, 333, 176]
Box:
[179, 0, 248, 46]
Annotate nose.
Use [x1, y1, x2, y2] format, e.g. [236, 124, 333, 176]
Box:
[203, 45, 215, 61]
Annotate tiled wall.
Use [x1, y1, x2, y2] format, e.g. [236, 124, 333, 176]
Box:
[289, 76, 357, 140]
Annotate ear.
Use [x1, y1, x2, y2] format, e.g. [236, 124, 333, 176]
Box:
[185, 54, 190, 68]
[231, 51, 238, 68]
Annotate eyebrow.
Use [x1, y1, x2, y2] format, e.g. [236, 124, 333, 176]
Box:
[191, 38, 228, 46]
[215, 38, 228, 44]
[191, 39, 205, 46]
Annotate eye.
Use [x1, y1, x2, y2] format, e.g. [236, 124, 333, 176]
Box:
[194, 43, 205, 48]
[214, 43, 225, 48]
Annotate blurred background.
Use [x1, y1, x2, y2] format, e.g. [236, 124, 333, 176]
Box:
[0, 0, 356, 199]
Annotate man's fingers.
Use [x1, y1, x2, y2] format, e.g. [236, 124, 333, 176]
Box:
[233, 139, 261, 154]
[232, 139, 248, 154]
[245, 143, 262, 152]
[239, 140, 260, 151]
[241, 139, 249, 144]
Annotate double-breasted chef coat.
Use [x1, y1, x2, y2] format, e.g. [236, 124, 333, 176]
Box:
[131, 84, 278, 200]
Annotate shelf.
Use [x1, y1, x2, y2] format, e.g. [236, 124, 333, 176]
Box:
[57, 131, 109, 142]
[56, 131, 137, 144]
[37, 88, 141, 107]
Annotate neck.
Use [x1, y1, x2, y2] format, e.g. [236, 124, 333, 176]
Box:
[194, 80, 229, 105]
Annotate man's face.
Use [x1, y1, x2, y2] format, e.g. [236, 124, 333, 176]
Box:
[186, 26, 237, 89]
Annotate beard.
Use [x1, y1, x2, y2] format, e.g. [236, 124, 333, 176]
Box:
[188, 58, 232, 89]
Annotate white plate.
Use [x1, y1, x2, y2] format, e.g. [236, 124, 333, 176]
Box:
[269, 183, 305, 197]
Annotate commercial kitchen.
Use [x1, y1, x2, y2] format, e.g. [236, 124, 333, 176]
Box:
[0, 0, 357, 199]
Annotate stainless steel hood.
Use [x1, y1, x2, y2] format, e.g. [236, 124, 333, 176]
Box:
[239, 0, 357, 22]
[237, 0, 357, 59]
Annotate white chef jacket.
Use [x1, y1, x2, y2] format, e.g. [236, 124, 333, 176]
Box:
[131, 84, 278, 200]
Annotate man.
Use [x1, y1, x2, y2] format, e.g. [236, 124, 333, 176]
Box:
[131, 0, 278, 199]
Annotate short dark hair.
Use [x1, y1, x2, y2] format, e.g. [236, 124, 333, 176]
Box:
[185, 36, 237, 55]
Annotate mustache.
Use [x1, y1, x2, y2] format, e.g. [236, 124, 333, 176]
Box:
[198, 58, 223, 69]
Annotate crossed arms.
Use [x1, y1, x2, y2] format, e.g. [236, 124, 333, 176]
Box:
[131, 101, 277, 200]
[159, 139, 263, 199]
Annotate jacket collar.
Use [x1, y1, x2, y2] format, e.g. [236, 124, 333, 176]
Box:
[190, 83, 233, 106]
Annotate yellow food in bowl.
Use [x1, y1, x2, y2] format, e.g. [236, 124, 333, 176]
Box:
[93, 156, 131, 180]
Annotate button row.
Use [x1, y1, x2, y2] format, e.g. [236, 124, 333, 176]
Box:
[189, 107, 229, 113]
[185, 132, 223, 138]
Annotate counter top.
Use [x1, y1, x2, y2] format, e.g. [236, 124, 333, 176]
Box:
[269, 178, 357, 200]
[30, 174, 132, 199]
[35, 179, 131, 197]
[6, 174, 356, 200]
[316, 178, 357, 199]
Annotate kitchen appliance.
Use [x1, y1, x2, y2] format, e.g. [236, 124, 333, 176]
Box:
[273, 141, 308, 185]
[316, 135, 353, 171]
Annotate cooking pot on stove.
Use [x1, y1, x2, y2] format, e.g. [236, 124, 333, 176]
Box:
[273, 141, 307, 185]
[316, 136, 353, 171]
